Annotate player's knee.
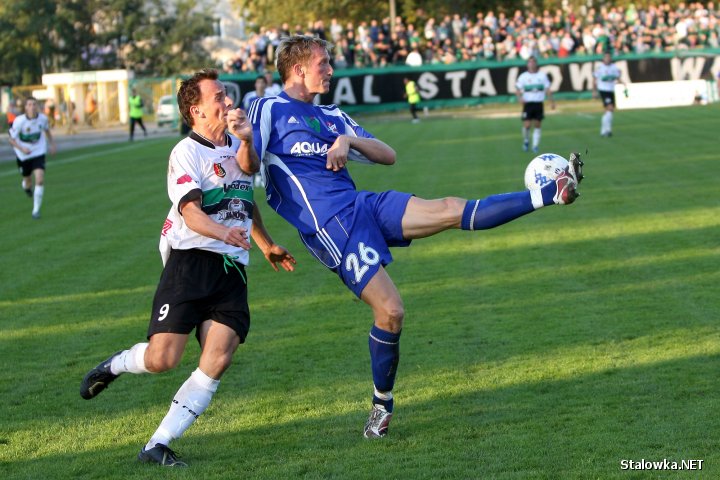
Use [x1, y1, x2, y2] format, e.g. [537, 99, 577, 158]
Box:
[145, 351, 181, 373]
[377, 304, 405, 332]
[200, 351, 234, 377]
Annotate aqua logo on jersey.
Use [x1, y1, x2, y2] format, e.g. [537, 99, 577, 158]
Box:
[290, 142, 329, 156]
[303, 116, 322, 133]
[213, 163, 226, 178]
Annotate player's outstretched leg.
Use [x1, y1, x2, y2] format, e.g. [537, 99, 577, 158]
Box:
[80, 351, 122, 399]
[80, 343, 150, 399]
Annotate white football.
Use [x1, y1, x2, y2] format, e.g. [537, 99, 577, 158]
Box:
[524, 153, 569, 190]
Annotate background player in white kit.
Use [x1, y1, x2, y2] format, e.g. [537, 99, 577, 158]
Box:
[8, 97, 56, 219]
[593, 52, 625, 137]
[247, 35, 583, 439]
[515, 56, 555, 153]
[79, 69, 295, 467]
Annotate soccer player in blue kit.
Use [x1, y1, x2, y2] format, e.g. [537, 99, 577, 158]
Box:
[245, 35, 584, 438]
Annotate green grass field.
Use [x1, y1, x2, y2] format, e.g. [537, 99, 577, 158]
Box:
[1, 103, 718, 479]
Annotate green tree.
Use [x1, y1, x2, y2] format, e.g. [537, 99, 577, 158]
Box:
[125, 0, 214, 76]
[0, 0, 59, 85]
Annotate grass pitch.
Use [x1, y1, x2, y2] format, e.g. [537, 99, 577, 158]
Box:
[0, 102, 718, 479]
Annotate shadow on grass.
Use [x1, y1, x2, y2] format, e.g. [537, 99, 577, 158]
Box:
[2, 353, 718, 479]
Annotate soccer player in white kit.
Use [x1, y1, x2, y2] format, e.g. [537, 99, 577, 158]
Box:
[593, 52, 625, 137]
[515, 56, 555, 153]
[247, 35, 584, 439]
[8, 97, 56, 219]
[79, 69, 296, 467]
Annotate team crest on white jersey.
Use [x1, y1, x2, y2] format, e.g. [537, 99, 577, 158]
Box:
[290, 141, 329, 156]
[213, 163, 226, 177]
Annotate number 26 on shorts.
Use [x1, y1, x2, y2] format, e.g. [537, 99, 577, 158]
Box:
[345, 242, 379, 284]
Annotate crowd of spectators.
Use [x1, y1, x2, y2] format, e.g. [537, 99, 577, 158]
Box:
[221, 2, 720, 74]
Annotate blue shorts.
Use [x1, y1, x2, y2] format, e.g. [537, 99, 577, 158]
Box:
[299, 190, 413, 297]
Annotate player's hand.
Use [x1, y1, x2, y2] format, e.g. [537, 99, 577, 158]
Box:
[223, 226, 251, 249]
[326, 135, 350, 171]
[227, 108, 252, 142]
[263, 244, 296, 272]
[49, 144, 57, 155]
[592, 90, 598, 99]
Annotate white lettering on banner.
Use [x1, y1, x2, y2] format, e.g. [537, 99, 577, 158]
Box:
[507, 67, 519, 94]
[471, 69, 497, 96]
[417, 72, 439, 99]
[711, 57, 720, 79]
[445, 70, 467, 98]
[540, 65, 563, 91]
[333, 77, 356, 105]
[671, 57, 706, 80]
[569, 62, 595, 91]
[363, 76, 381, 103]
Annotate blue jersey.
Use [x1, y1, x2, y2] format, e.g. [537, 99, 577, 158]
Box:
[248, 91, 376, 234]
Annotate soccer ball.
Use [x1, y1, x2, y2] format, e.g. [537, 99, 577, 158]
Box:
[524, 153, 569, 190]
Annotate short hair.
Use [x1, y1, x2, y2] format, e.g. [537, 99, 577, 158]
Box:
[276, 35, 333, 83]
[177, 69, 218, 127]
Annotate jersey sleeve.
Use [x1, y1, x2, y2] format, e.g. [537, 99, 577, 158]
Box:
[249, 97, 271, 162]
[338, 111, 378, 164]
[167, 144, 203, 214]
[340, 111, 375, 140]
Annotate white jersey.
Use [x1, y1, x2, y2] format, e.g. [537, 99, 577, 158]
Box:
[160, 131, 254, 265]
[594, 63, 622, 92]
[8, 113, 50, 161]
[516, 71, 551, 103]
[265, 83, 282, 96]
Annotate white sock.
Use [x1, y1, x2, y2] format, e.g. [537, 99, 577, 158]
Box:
[145, 368, 219, 450]
[532, 129, 541, 149]
[32, 185, 44, 214]
[374, 387, 393, 401]
[522, 127, 529, 142]
[601, 111, 612, 134]
[110, 343, 150, 375]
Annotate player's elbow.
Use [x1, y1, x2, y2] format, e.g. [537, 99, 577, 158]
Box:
[380, 146, 396, 165]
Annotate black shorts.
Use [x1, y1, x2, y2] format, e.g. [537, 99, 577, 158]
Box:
[599, 91, 615, 107]
[522, 102, 544, 121]
[17, 155, 46, 177]
[148, 248, 250, 343]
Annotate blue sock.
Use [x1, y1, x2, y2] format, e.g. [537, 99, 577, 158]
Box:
[369, 325, 401, 412]
[461, 191, 536, 231]
[540, 181, 558, 206]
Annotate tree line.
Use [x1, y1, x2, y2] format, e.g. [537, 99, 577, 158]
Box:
[1, 0, 214, 85]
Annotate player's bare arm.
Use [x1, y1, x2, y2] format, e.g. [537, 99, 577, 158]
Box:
[250, 204, 296, 272]
[45, 127, 57, 155]
[8, 137, 31, 155]
[326, 135, 396, 171]
[227, 108, 260, 175]
[181, 199, 250, 249]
